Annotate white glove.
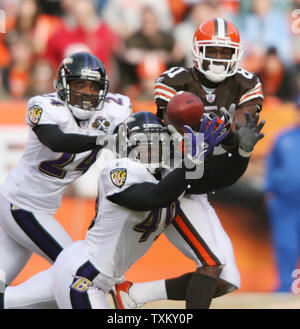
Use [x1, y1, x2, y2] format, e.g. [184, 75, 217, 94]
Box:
[96, 131, 109, 147]
[220, 103, 236, 125]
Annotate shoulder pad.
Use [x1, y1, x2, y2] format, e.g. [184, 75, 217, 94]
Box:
[235, 68, 261, 89]
[156, 67, 193, 88]
[105, 93, 132, 110]
[154, 67, 193, 103]
[28, 93, 64, 109]
[234, 69, 264, 106]
[26, 93, 65, 127]
[100, 158, 149, 196]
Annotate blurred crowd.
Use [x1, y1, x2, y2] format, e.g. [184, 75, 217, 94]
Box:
[0, 0, 299, 103]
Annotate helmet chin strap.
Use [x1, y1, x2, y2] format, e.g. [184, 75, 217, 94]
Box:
[204, 63, 227, 83]
[65, 88, 102, 121]
[68, 104, 95, 120]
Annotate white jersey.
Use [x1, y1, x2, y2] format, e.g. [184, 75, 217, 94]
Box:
[85, 158, 180, 283]
[1, 92, 132, 214]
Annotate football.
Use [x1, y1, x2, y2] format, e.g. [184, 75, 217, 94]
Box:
[166, 91, 204, 127]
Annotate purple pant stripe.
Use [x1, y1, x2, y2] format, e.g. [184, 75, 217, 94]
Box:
[70, 261, 100, 309]
[10, 206, 63, 262]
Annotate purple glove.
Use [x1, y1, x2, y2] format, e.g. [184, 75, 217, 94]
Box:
[182, 116, 226, 165]
[198, 115, 227, 157]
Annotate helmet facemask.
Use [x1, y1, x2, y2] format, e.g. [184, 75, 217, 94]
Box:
[192, 36, 243, 83]
[55, 52, 110, 121]
[58, 70, 109, 120]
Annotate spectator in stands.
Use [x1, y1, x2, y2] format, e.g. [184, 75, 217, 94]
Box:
[239, 0, 293, 16]
[101, 0, 174, 39]
[167, 0, 188, 25]
[2, 35, 33, 99]
[264, 95, 300, 292]
[0, 0, 19, 99]
[0, 0, 39, 69]
[14, 0, 40, 37]
[122, 54, 167, 102]
[257, 47, 298, 103]
[31, 9, 63, 55]
[173, 1, 221, 67]
[44, 0, 119, 78]
[117, 6, 184, 91]
[238, 0, 293, 67]
[94, 0, 109, 15]
[25, 58, 55, 97]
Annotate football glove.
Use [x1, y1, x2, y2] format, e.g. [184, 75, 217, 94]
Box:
[167, 117, 226, 166]
[235, 112, 265, 157]
[220, 103, 236, 126]
[198, 115, 227, 157]
[95, 131, 109, 147]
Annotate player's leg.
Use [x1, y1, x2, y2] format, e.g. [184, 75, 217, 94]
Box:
[204, 197, 240, 296]
[0, 193, 73, 308]
[164, 195, 239, 304]
[3, 268, 57, 309]
[2, 205, 73, 263]
[113, 194, 239, 308]
[0, 194, 33, 286]
[163, 195, 239, 303]
[0, 224, 32, 286]
[52, 241, 110, 309]
[162, 196, 224, 309]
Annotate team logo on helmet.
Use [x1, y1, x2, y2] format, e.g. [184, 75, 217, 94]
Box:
[28, 105, 43, 125]
[110, 168, 127, 188]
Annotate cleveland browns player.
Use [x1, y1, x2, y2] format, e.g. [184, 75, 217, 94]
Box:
[111, 18, 265, 309]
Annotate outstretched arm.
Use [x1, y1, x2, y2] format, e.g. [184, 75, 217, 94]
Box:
[186, 112, 265, 194]
[108, 166, 191, 211]
[33, 124, 107, 153]
[108, 119, 227, 210]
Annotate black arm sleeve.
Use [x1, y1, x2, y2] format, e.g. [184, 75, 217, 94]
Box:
[107, 166, 192, 211]
[220, 130, 239, 153]
[33, 124, 101, 153]
[186, 151, 250, 195]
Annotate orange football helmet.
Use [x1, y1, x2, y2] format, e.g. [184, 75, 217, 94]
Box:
[192, 17, 243, 83]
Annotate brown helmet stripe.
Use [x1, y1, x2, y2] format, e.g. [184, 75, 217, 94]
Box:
[214, 18, 228, 38]
[213, 18, 218, 36]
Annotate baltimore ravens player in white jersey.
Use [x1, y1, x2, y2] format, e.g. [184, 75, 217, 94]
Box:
[39, 111, 225, 309]
[0, 51, 132, 308]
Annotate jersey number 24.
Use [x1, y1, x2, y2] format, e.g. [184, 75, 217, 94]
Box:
[39, 150, 99, 179]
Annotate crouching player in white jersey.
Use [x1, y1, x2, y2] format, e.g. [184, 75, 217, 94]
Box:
[37, 111, 226, 309]
[0, 52, 132, 308]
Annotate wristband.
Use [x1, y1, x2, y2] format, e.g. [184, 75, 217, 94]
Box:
[238, 146, 251, 158]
